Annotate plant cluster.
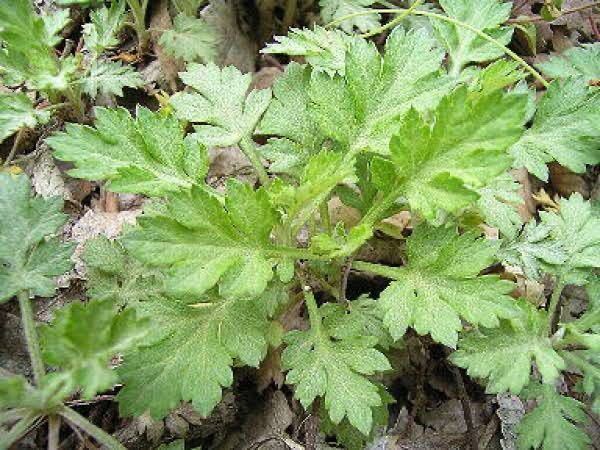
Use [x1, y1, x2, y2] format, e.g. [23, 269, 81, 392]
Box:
[0, 0, 599, 449]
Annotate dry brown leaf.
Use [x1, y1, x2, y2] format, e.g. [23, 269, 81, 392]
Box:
[252, 66, 283, 91]
[202, 0, 257, 73]
[548, 162, 590, 198]
[511, 168, 536, 222]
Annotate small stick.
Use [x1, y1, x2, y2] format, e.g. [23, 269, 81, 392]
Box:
[3, 128, 27, 167]
[339, 254, 355, 303]
[449, 362, 478, 450]
[589, 16, 600, 40]
[303, 408, 319, 450]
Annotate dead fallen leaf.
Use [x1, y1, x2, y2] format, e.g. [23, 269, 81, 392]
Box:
[549, 162, 590, 198]
[202, 0, 257, 73]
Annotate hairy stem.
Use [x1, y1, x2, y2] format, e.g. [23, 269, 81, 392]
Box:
[319, 200, 332, 233]
[59, 407, 126, 450]
[239, 136, 271, 186]
[352, 260, 399, 278]
[269, 246, 330, 261]
[126, 0, 150, 54]
[18, 291, 45, 385]
[303, 289, 322, 333]
[327, 8, 550, 87]
[559, 351, 600, 382]
[339, 254, 355, 303]
[64, 86, 86, 123]
[360, 0, 425, 38]
[546, 278, 565, 335]
[48, 415, 61, 450]
[0, 412, 40, 449]
[360, 186, 403, 228]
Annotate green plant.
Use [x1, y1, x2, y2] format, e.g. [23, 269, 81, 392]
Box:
[0, 173, 148, 449]
[2, 0, 599, 448]
[0, 0, 143, 158]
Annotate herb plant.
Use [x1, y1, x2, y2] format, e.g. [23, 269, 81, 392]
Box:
[1, 0, 599, 449]
[0, 0, 143, 152]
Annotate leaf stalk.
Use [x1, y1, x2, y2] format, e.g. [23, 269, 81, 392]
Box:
[239, 136, 271, 186]
[126, 0, 150, 54]
[352, 260, 400, 278]
[0, 412, 41, 449]
[360, 0, 425, 38]
[18, 290, 45, 385]
[303, 289, 322, 333]
[59, 406, 126, 450]
[327, 8, 550, 88]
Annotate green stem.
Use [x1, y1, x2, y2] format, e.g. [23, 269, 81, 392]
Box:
[18, 291, 45, 385]
[546, 278, 565, 335]
[352, 260, 400, 278]
[0, 412, 40, 449]
[327, 8, 550, 88]
[239, 136, 271, 186]
[360, 0, 425, 38]
[64, 86, 86, 122]
[571, 309, 600, 334]
[126, 0, 149, 54]
[449, 57, 464, 78]
[48, 415, 60, 450]
[303, 289, 322, 333]
[59, 407, 126, 450]
[319, 200, 332, 234]
[268, 246, 330, 261]
[560, 351, 600, 377]
[360, 186, 404, 229]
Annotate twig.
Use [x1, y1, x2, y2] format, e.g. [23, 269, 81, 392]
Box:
[546, 278, 565, 335]
[589, 16, 600, 40]
[61, 39, 74, 58]
[3, 128, 27, 167]
[513, 0, 530, 14]
[478, 415, 499, 450]
[303, 407, 320, 450]
[248, 435, 302, 450]
[507, 1, 600, 23]
[449, 361, 478, 450]
[339, 254, 355, 303]
[65, 394, 116, 406]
